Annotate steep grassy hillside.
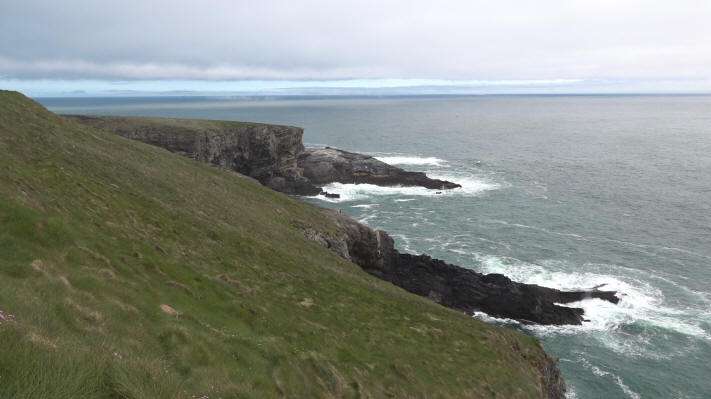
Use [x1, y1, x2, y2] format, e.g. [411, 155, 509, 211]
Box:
[0, 91, 552, 398]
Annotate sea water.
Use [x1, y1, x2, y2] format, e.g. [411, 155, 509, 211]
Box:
[40, 95, 711, 398]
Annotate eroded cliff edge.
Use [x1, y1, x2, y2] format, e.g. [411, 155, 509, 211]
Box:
[66, 115, 459, 195]
[66, 115, 322, 195]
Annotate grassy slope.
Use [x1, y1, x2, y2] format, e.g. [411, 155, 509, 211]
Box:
[0, 91, 548, 398]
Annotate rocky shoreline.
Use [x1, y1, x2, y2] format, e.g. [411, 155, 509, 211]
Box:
[65, 113, 622, 398]
[67, 114, 619, 327]
[299, 146, 460, 190]
[299, 207, 618, 326]
[65, 115, 460, 197]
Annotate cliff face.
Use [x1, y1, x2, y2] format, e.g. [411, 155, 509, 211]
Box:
[65, 115, 321, 195]
[66, 115, 460, 195]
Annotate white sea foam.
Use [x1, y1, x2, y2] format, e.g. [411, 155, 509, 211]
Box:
[313, 183, 438, 202]
[391, 233, 414, 253]
[473, 311, 520, 326]
[486, 219, 587, 241]
[578, 358, 641, 399]
[616, 376, 642, 399]
[374, 155, 446, 166]
[350, 204, 378, 209]
[472, 254, 711, 353]
[428, 172, 502, 196]
[311, 175, 499, 203]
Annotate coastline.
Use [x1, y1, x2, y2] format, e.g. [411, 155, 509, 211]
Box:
[33, 93, 711, 399]
[67, 113, 619, 327]
[1, 90, 566, 397]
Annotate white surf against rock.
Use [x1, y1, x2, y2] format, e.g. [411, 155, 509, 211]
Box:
[472, 254, 711, 355]
[312, 174, 499, 203]
[374, 155, 446, 166]
[427, 172, 502, 196]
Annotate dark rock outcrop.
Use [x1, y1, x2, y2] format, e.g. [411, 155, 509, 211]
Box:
[299, 147, 461, 189]
[303, 207, 619, 326]
[65, 115, 323, 196]
[381, 253, 620, 325]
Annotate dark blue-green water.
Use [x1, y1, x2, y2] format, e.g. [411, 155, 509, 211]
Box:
[40, 95, 711, 398]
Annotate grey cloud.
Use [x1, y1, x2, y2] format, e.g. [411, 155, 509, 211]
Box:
[1, 0, 711, 81]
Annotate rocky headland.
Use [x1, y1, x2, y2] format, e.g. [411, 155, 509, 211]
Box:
[298, 207, 618, 326]
[65, 115, 459, 197]
[67, 114, 619, 327]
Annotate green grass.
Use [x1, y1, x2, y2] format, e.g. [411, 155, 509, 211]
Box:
[0, 90, 551, 398]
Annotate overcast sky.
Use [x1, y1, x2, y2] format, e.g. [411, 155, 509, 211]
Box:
[2, 0, 711, 95]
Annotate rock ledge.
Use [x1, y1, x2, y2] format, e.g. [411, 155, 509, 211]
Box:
[299, 147, 460, 189]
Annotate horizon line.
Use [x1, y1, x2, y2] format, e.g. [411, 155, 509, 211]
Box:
[29, 92, 711, 99]
[5, 77, 711, 98]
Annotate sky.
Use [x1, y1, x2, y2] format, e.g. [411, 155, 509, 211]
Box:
[2, 0, 711, 96]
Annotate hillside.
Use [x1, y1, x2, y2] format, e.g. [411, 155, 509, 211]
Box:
[0, 91, 560, 398]
[65, 113, 618, 326]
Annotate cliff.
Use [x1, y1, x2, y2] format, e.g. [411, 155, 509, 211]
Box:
[65, 115, 460, 195]
[64, 115, 322, 195]
[2, 90, 566, 398]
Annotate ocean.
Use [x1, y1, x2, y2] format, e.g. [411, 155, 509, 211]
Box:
[39, 95, 711, 398]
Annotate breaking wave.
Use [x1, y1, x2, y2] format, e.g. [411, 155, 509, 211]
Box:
[472, 254, 711, 357]
[374, 155, 446, 166]
[311, 174, 499, 203]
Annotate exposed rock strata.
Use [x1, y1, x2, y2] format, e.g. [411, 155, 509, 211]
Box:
[66, 115, 459, 194]
[299, 147, 461, 189]
[66, 115, 322, 195]
[303, 207, 619, 326]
